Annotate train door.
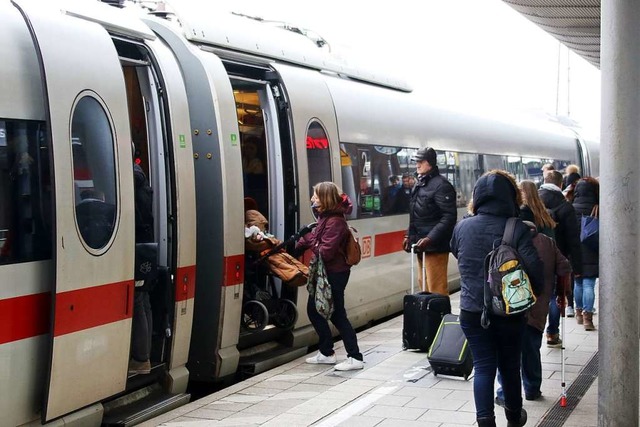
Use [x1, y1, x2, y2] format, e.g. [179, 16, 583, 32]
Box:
[12, 1, 136, 422]
[230, 71, 300, 345]
[113, 34, 197, 389]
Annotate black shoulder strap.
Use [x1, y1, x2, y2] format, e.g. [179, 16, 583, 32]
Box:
[502, 217, 517, 247]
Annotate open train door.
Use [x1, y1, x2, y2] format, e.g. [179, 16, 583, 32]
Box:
[12, 1, 139, 422]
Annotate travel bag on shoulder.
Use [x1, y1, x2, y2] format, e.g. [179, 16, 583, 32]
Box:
[427, 313, 473, 380]
[402, 248, 451, 351]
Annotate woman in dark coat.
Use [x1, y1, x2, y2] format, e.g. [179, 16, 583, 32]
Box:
[450, 170, 544, 427]
[571, 177, 599, 330]
[296, 182, 364, 371]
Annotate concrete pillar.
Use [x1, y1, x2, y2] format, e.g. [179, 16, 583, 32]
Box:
[599, 1, 640, 425]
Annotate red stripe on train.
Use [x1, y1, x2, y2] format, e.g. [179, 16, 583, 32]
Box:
[0, 292, 50, 345]
[374, 230, 405, 256]
[175, 265, 196, 301]
[54, 281, 133, 337]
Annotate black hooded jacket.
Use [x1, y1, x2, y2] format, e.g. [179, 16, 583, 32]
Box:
[538, 185, 583, 274]
[450, 173, 544, 313]
[572, 180, 599, 277]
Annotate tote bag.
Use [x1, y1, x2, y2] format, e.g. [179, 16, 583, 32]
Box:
[580, 204, 599, 252]
[306, 256, 334, 319]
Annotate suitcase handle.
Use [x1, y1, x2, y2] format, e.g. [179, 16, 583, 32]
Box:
[410, 244, 426, 294]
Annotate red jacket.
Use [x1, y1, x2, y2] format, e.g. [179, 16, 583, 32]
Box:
[296, 195, 352, 273]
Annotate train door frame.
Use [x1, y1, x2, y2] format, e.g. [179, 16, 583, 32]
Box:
[227, 65, 300, 342]
[116, 39, 176, 372]
[12, 2, 137, 422]
[113, 33, 197, 392]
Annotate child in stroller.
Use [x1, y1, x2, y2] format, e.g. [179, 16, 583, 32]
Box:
[242, 210, 312, 332]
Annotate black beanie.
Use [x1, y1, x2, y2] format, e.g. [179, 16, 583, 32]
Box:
[414, 147, 437, 167]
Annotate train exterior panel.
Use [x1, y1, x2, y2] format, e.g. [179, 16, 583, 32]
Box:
[0, 1, 599, 425]
[143, 35, 197, 378]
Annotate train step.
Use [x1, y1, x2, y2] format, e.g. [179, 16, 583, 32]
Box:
[238, 343, 308, 377]
[102, 383, 190, 427]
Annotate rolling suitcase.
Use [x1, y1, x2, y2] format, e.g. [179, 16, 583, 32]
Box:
[427, 313, 473, 380]
[402, 248, 451, 351]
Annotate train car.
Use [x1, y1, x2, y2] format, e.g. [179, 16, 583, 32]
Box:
[0, 0, 598, 425]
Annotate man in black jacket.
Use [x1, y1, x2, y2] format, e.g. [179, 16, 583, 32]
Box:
[538, 170, 582, 347]
[402, 147, 457, 295]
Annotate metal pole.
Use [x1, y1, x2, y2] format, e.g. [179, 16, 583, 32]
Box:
[600, 1, 640, 425]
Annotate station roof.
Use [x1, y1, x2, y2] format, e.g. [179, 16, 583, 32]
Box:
[502, 0, 600, 68]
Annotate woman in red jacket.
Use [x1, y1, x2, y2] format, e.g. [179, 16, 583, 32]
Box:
[296, 182, 364, 371]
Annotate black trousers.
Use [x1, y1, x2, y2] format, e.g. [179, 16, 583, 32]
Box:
[131, 290, 152, 362]
[307, 270, 363, 361]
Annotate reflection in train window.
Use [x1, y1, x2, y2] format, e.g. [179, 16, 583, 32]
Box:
[340, 142, 576, 219]
[0, 119, 52, 265]
[71, 96, 117, 250]
[306, 121, 331, 200]
[341, 143, 417, 217]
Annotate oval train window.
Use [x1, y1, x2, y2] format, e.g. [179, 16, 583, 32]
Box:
[71, 96, 117, 250]
[306, 121, 332, 198]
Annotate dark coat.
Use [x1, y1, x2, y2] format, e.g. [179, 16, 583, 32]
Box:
[538, 185, 583, 275]
[572, 180, 599, 278]
[450, 173, 544, 313]
[407, 166, 457, 253]
[527, 229, 572, 332]
[296, 195, 352, 273]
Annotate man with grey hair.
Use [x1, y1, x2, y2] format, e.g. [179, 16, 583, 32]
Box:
[538, 170, 582, 347]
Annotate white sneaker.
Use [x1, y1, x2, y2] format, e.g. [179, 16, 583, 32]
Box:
[566, 307, 575, 317]
[305, 351, 337, 365]
[335, 357, 364, 371]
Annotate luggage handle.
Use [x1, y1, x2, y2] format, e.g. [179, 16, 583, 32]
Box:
[410, 244, 426, 294]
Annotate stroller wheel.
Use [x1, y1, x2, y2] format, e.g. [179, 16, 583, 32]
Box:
[272, 299, 298, 330]
[241, 300, 269, 332]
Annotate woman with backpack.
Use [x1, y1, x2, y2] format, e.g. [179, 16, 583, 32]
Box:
[450, 170, 544, 427]
[571, 177, 600, 330]
[296, 182, 364, 371]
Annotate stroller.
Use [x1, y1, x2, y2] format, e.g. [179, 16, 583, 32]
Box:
[241, 211, 314, 332]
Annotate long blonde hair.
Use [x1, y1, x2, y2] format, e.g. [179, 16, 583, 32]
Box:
[519, 180, 556, 230]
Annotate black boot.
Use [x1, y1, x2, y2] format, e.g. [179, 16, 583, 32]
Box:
[476, 416, 497, 427]
[505, 407, 527, 427]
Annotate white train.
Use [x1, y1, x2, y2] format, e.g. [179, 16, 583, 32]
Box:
[0, 1, 598, 425]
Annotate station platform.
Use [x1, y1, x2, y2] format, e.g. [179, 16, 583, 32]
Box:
[142, 292, 599, 427]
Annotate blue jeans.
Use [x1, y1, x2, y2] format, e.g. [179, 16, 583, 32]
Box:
[497, 325, 543, 399]
[460, 310, 526, 419]
[546, 296, 560, 335]
[307, 270, 363, 361]
[574, 277, 597, 313]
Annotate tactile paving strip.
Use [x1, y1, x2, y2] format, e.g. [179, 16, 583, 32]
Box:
[537, 351, 599, 427]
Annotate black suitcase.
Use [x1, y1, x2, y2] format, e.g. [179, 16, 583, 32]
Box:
[402, 292, 451, 350]
[402, 250, 451, 351]
[427, 313, 473, 380]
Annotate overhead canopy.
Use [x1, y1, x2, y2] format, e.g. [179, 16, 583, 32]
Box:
[502, 0, 600, 68]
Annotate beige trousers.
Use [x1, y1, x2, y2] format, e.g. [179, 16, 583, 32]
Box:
[416, 252, 449, 296]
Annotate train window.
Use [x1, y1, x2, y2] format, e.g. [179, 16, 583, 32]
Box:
[306, 121, 331, 199]
[456, 153, 482, 208]
[482, 154, 506, 173]
[0, 119, 52, 265]
[341, 143, 416, 218]
[506, 156, 523, 181]
[71, 96, 117, 250]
